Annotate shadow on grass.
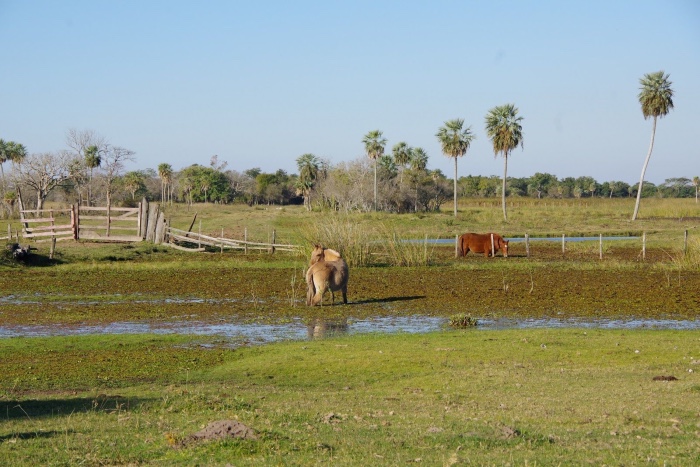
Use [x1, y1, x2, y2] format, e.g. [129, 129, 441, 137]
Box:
[0, 395, 152, 421]
[0, 430, 71, 442]
[352, 295, 425, 305]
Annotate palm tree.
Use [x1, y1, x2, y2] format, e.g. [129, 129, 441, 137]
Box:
[436, 119, 475, 217]
[296, 153, 320, 210]
[632, 71, 674, 220]
[84, 144, 101, 206]
[158, 163, 173, 203]
[0, 140, 27, 196]
[362, 130, 387, 211]
[409, 147, 429, 212]
[485, 104, 524, 221]
[693, 176, 699, 204]
[392, 142, 412, 185]
[0, 139, 6, 195]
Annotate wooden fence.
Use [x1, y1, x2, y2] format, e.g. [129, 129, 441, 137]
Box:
[14, 199, 296, 255]
[19, 207, 77, 243]
[165, 226, 298, 253]
[18, 199, 167, 244]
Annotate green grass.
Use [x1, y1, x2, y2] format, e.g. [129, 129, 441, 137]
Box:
[1, 330, 699, 465]
[1, 198, 699, 464]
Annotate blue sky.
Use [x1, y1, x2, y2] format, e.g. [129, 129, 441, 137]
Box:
[1, 0, 698, 184]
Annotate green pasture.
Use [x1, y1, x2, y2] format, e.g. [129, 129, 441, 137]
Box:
[1, 330, 699, 465]
[1, 197, 699, 464]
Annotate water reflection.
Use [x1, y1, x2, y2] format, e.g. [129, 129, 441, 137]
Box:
[306, 318, 349, 339]
[0, 315, 697, 345]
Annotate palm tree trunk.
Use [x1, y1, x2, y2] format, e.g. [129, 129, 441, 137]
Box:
[373, 159, 378, 212]
[632, 116, 657, 220]
[453, 157, 458, 217]
[502, 154, 508, 221]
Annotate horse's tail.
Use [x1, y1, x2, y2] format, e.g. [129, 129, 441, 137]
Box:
[305, 267, 316, 305]
[457, 235, 464, 257]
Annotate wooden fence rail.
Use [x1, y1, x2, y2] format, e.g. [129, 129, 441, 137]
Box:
[76, 205, 143, 242]
[19, 208, 76, 242]
[165, 226, 298, 254]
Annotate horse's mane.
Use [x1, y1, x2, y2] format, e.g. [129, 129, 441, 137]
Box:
[322, 248, 342, 261]
[310, 244, 343, 265]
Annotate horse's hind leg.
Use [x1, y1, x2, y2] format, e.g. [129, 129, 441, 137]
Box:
[312, 280, 327, 306]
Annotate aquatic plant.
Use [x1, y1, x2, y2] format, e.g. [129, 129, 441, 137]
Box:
[448, 314, 478, 328]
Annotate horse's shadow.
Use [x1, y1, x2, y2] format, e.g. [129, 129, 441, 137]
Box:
[350, 295, 425, 305]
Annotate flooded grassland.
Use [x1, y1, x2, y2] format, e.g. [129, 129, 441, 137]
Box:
[1, 243, 698, 340]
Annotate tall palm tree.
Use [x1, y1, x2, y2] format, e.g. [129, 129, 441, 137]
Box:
[84, 144, 101, 206]
[296, 153, 320, 210]
[362, 130, 387, 211]
[158, 163, 173, 203]
[392, 142, 412, 185]
[485, 104, 524, 221]
[632, 71, 674, 220]
[0, 139, 8, 197]
[436, 119, 475, 217]
[410, 147, 429, 212]
[693, 176, 699, 204]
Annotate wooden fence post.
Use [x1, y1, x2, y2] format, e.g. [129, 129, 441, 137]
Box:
[684, 230, 688, 256]
[271, 229, 276, 254]
[154, 211, 166, 244]
[562, 234, 566, 254]
[525, 233, 530, 258]
[424, 234, 428, 263]
[138, 199, 146, 238]
[490, 233, 495, 257]
[642, 232, 646, 261]
[599, 234, 603, 260]
[455, 234, 459, 258]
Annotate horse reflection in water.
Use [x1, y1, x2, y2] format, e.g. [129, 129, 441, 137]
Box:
[307, 318, 349, 339]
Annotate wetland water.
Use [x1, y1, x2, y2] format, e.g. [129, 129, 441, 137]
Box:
[1, 311, 697, 346]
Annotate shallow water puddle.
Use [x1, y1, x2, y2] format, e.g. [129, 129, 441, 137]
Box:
[0, 315, 697, 346]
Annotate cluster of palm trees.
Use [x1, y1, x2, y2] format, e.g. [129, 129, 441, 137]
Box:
[363, 103, 523, 221]
[361, 70, 674, 222]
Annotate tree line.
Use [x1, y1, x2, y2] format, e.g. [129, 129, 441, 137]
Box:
[1, 71, 693, 219]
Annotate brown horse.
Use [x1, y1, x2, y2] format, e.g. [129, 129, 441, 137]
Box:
[457, 233, 509, 257]
[306, 244, 349, 306]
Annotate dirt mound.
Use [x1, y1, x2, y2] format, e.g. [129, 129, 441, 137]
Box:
[177, 420, 257, 447]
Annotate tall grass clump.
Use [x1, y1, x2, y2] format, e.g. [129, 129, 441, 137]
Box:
[378, 226, 435, 266]
[300, 214, 375, 267]
[680, 236, 700, 269]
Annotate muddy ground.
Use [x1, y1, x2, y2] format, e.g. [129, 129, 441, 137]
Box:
[0, 244, 698, 329]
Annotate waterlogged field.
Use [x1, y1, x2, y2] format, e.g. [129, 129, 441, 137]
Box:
[1, 198, 699, 464]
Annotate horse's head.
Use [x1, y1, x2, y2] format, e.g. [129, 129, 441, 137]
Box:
[310, 244, 326, 265]
[310, 244, 343, 265]
[501, 239, 509, 257]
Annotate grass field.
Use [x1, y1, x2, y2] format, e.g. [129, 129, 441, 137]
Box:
[1, 330, 699, 465]
[1, 197, 699, 465]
